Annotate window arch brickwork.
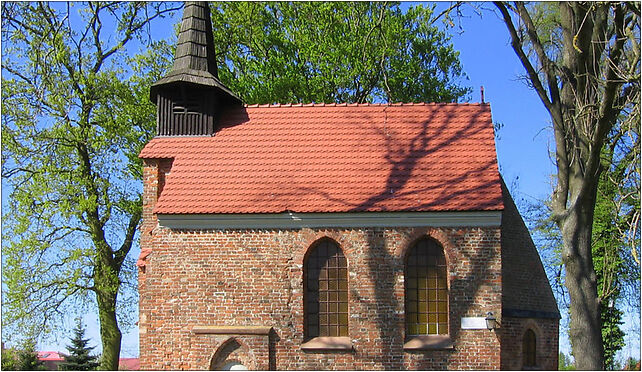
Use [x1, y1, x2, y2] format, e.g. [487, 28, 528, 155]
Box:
[304, 239, 348, 339]
[404, 237, 448, 336]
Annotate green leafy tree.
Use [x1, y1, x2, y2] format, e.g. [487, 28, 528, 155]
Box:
[559, 352, 576, 370]
[599, 302, 624, 370]
[60, 321, 99, 370]
[209, 2, 469, 104]
[1, 2, 180, 370]
[593, 167, 631, 370]
[526, 126, 639, 370]
[528, 170, 638, 370]
[532, 152, 639, 369]
[624, 357, 641, 370]
[1, 341, 46, 371]
[494, 2, 640, 369]
[1, 348, 19, 370]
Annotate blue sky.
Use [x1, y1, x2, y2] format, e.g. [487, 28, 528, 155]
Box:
[431, 2, 640, 363]
[430, 2, 555, 199]
[31, 1, 640, 363]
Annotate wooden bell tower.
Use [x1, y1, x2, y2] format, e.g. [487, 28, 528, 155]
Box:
[150, 1, 242, 136]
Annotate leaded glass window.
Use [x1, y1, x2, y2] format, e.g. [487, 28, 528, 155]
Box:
[405, 237, 448, 336]
[304, 239, 348, 339]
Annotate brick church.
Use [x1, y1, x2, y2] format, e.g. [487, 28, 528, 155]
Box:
[138, 2, 560, 370]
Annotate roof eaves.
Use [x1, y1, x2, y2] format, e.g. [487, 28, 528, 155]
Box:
[149, 69, 242, 104]
[242, 102, 490, 108]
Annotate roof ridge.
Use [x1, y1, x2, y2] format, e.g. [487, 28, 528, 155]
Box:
[244, 102, 490, 108]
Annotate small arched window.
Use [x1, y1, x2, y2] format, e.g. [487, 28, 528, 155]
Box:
[304, 239, 348, 339]
[523, 329, 537, 368]
[405, 237, 448, 336]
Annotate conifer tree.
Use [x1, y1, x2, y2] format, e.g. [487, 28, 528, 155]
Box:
[15, 340, 45, 371]
[60, 322, 99, 371]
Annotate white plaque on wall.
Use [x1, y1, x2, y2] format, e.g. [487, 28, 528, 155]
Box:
[460, 317, 487, 329]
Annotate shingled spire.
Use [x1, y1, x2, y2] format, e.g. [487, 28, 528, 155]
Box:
[151, 1, 241, 136]
[173, 1, 219, 76]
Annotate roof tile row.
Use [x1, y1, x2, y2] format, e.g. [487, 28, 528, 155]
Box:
[140, 103, 503, 214]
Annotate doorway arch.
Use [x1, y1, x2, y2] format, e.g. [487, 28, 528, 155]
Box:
[210, 338, 254, 370]
[220, 361, 247, 370]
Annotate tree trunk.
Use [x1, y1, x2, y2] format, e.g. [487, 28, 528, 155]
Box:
[493, 2, 633, 369]
[95, 258, 122, 370]
[96, 286, 122, 370]
[560, 201, 604, 370]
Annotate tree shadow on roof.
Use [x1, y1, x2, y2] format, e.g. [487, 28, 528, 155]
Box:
[265, 104, 503, 369]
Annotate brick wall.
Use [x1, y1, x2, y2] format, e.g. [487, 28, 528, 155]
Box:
[500, 180, 559, 315]
[139, 160, 563, 370]
[139, 224, 504, 370]
[500, 317, 559, 370]
[139, 157, 506, 370]
[498, 179, 560, 370]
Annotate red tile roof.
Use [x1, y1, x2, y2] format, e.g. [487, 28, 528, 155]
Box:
[37, 351, 66, 361]
[140, 103, 503, 214]
[119, 357, 140, 370]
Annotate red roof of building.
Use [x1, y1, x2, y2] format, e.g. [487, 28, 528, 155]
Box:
[119, 357, 140, 370]
[37, 351, 66, 361]
[140, 102, 503, 214]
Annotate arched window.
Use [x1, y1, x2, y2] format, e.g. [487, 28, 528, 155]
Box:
[405, 237, 448, 336]
[523, 329, 537, 368]
[304, 239, 348, 339]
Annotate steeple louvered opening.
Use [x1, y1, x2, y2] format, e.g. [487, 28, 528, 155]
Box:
[150, 1, 242, 137]
[156, 86, 218, 136]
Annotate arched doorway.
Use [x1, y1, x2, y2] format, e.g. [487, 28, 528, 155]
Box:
[220, 361, 247, 370]
[210, 338, 253, 371]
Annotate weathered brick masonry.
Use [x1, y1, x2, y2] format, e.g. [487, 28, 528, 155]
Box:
[140, 162, 504, 370]
[498, 180, 560, 370]
[139, 158, 559, 370]
[499, 317, 559, 370]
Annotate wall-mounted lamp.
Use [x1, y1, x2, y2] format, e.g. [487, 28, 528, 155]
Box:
[485, 312, 497, 330]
